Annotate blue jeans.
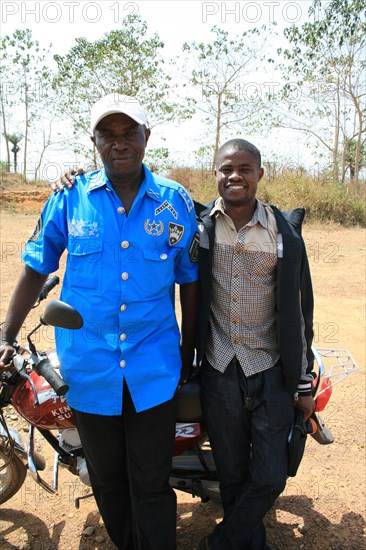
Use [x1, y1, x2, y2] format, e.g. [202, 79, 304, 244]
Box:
[201, 357, 294, 550]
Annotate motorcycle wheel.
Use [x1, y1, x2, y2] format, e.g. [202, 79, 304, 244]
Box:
[0, 445, 27, 504]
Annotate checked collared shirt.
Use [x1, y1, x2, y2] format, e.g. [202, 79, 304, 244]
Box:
[205, 199, 281, 376]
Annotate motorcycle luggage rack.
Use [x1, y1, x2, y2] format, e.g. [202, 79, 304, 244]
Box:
[312, 347, 359, 397]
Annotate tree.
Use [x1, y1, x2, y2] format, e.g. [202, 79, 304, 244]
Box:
[53, 15, 191, 166]
[144, 147, 171, 175]
[31, 117, 75, 182]
[0, 29, 51, 179]
[342, 138, 366, 182]
[181, 25, 271, 169]
[275, 0, 366, 184]
[194, 144, 216, 172]
[6, 133, 22, 173]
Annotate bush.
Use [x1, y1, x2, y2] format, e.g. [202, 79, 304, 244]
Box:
[168, 166, 217, 204]
[168, 167, 366, 227]
[259, 175, 366, 227]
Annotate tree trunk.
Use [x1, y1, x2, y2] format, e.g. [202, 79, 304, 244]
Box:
[34, 147, 45, 181]
[23, 88, 29, 182]
[13, 148, 18, 173]
[332, 80, 340, 183]
[353, 115, 362, 187]
[341, 139, 347, 184]
[348, 78, 364, 188]
[213, 92, 222, 172]
[0, 93, 11, 171]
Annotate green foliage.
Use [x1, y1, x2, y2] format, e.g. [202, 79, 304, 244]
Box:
[344, 139, 366, 179]
[0, 29, 51, 177]
[181, 25, 272, 166]
[53, 15, 192, 162]
[5, 132, 23, 172]
[275, 0, 366, 183]
[194, 145, 216, 169]
[5, 133, 23, 146]
[144, 147, 171, 175]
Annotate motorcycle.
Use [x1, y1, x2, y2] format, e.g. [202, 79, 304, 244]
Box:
[0, 277, 359, 507]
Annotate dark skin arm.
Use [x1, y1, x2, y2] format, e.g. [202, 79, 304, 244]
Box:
[179, 281, 198, 386]
[0, 265, 48, 367]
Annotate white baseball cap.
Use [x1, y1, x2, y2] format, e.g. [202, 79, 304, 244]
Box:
[90, 93, 147, 133]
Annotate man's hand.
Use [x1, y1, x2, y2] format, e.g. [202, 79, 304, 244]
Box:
[295, 395, 316, 421]
[50, 168, 85, 192]
[0, 341, 14, 369]
[179, 344, 194, 388]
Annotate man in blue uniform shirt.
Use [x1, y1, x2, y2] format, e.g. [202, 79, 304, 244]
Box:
[0, 93, 199, 550]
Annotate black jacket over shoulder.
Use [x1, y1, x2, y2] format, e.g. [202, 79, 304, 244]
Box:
[194, 200, 314, 395]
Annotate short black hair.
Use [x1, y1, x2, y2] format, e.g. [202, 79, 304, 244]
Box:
[216, 139, 261, 167]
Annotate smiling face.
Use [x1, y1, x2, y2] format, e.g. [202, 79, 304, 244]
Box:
[215, 147, 264, 209]
[91, 113, 150, 182]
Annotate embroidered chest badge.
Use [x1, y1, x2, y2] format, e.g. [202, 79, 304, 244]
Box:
[68, 218, 100, 237]
[168, 222, 184, 246]
[144, 219, 164, 236]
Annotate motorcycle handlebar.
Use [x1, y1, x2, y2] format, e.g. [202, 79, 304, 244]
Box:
[35, 357, 69, 396]
[39, 276, 60, 301]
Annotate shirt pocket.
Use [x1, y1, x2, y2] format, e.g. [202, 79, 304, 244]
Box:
[140, 248, 178, 300]
[246, 251, 277, 285]
[67, 237, 103, 291]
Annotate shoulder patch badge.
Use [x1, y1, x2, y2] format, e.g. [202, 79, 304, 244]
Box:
[168, 222, 184, 245]
[28, 215, 43, 242]
[189, 231, 200, 263]
[178, 187, 194, 212]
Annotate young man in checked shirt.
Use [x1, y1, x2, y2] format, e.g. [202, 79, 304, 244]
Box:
[196, 139, 315, 550]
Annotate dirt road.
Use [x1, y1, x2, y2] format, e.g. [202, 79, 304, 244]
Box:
[0, 207, 365, 549]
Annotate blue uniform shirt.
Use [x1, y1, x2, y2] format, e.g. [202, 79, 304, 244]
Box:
[22, 166, 199, 414]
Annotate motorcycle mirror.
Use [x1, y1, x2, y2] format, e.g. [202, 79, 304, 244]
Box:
[40, 300, 84, 329]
